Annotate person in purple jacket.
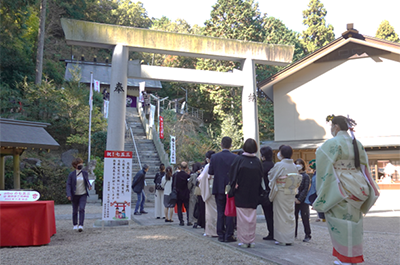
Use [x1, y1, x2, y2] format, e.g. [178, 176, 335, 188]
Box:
[66, 158, 92, 232]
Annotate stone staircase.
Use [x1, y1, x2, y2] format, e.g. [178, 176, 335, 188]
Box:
[125, 107, 161, 202]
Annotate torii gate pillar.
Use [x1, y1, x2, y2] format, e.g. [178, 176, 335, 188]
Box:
[61, 19, 294, 151]
[106, 44, 128, 150]
[242, 58, 259, 146]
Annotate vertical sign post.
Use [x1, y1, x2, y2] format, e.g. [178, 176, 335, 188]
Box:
[102, 151, 133, 221]
[170, 136, 176, 165]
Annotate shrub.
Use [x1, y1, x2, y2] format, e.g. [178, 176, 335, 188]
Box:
[93, 156, 104, 202]
[5, 157, 71, 204]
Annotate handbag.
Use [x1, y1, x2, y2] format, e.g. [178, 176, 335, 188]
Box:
[224, 194, 236, 217]
[169, 189, 178, 205]
[258, 187, 271, 206]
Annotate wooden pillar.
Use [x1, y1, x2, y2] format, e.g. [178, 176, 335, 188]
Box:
[13, 151, 20, 189]
[0, 155, 5, 190]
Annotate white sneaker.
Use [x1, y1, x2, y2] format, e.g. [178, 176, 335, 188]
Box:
[78, 225, 83, 232]
[73, 225, 78, 230]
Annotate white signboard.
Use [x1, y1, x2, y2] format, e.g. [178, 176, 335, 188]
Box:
[0, 190, 40, 201]
[139, 81, 145, 93]
[149, 104, 156, 127]
[170, 135, 176, 165]
[94, 79, 100, 92]
[102, 150, 133, 221]
[103, 100, 109, 119]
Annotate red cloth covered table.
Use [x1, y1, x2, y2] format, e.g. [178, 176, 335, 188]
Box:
[0, 201, 56, 247]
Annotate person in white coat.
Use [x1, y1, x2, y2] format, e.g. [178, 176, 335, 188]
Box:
[198, 151, 218, 237]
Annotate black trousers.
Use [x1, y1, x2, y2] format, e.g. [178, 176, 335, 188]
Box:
[215, 193, 234, 240]
[196, 195, 206, 228]
[295, 202, 311, 237]
[261, 201, 274, 237]
[176, 198, 189, 223]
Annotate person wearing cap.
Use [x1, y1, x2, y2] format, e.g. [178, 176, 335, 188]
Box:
[132, 164, 149, 215]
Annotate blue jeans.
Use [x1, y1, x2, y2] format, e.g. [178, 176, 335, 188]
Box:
[135, 190, 146, 213]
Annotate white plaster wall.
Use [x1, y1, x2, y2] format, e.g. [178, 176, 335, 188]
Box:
[274, 54, 400, 142]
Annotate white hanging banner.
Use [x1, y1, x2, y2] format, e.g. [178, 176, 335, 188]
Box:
[170, 136, 176, 165]
[103, 100, 109, 119]
[102, 150, 133, 221]
[94, 79, 100, 92]
[139, 82, 145, 93]
[149, 104, 156, 127]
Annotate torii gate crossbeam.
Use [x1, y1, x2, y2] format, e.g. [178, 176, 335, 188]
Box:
[61, 18, 294, 151]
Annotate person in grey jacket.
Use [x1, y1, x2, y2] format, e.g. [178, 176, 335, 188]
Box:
[132, 164, 149, 215]
[66, 158, 92, 232]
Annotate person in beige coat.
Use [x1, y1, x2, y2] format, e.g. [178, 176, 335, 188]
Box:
[268, 145, 302, 246]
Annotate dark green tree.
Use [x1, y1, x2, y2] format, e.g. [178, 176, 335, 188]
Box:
[376, 20, 399, 43]
[0, 1, 38, 90]
[197, 0, 267, 140]
[110, 0, 151, 28]
[301, 0, 335, 54]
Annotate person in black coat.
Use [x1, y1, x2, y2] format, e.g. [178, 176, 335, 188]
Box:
[132, 164, 149, 215]
[173, 161, 191, 226]
[208, 136, 237, 242]
[260, 146, 275, 240]
[294, 158, 312, 242]
[66, 158, 92, 232]
[229, 138, 263, 248]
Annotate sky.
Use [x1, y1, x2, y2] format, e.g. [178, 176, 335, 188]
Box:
[139, 0, 400, 38]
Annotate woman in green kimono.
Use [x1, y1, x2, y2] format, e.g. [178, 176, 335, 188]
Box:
[314, 115, 380, 265]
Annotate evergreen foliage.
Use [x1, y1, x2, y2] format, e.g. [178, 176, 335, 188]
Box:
[0, 0, 320, 200]
[0, 2, 38, 90]
[301, 0, 335, 54]
[375, 20, 399, 43]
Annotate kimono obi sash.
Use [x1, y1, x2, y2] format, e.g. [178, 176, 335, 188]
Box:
[276, 173, 302, 195]
[333, 160, 370, 210]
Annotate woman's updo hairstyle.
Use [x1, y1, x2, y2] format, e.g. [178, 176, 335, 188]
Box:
[331, 115, 349, 131]
[328, 114, 360, 169]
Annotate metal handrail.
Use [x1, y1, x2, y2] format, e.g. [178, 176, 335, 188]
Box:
[129, 126, 142, 170]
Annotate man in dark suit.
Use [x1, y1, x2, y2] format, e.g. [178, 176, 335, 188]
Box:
[208, 136, 237, 242]
[173, 161, 191, 226]
[132, 164, 149, 215]
[260, 146, 275, 240]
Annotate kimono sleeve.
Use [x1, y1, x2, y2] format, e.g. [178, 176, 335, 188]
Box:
[313, 140, 346, 212]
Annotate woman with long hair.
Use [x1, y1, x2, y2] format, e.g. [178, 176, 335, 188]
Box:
[161, 166, 175, 222]
[314, 115, 379, 265]
[154, 164, 165, 219]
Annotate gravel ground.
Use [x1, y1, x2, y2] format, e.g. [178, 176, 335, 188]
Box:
[1, 205, 273, 265]
[1, 204, 399, 265]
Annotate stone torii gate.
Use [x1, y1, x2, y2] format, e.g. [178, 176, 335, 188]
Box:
[61, 19, 294, 151]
